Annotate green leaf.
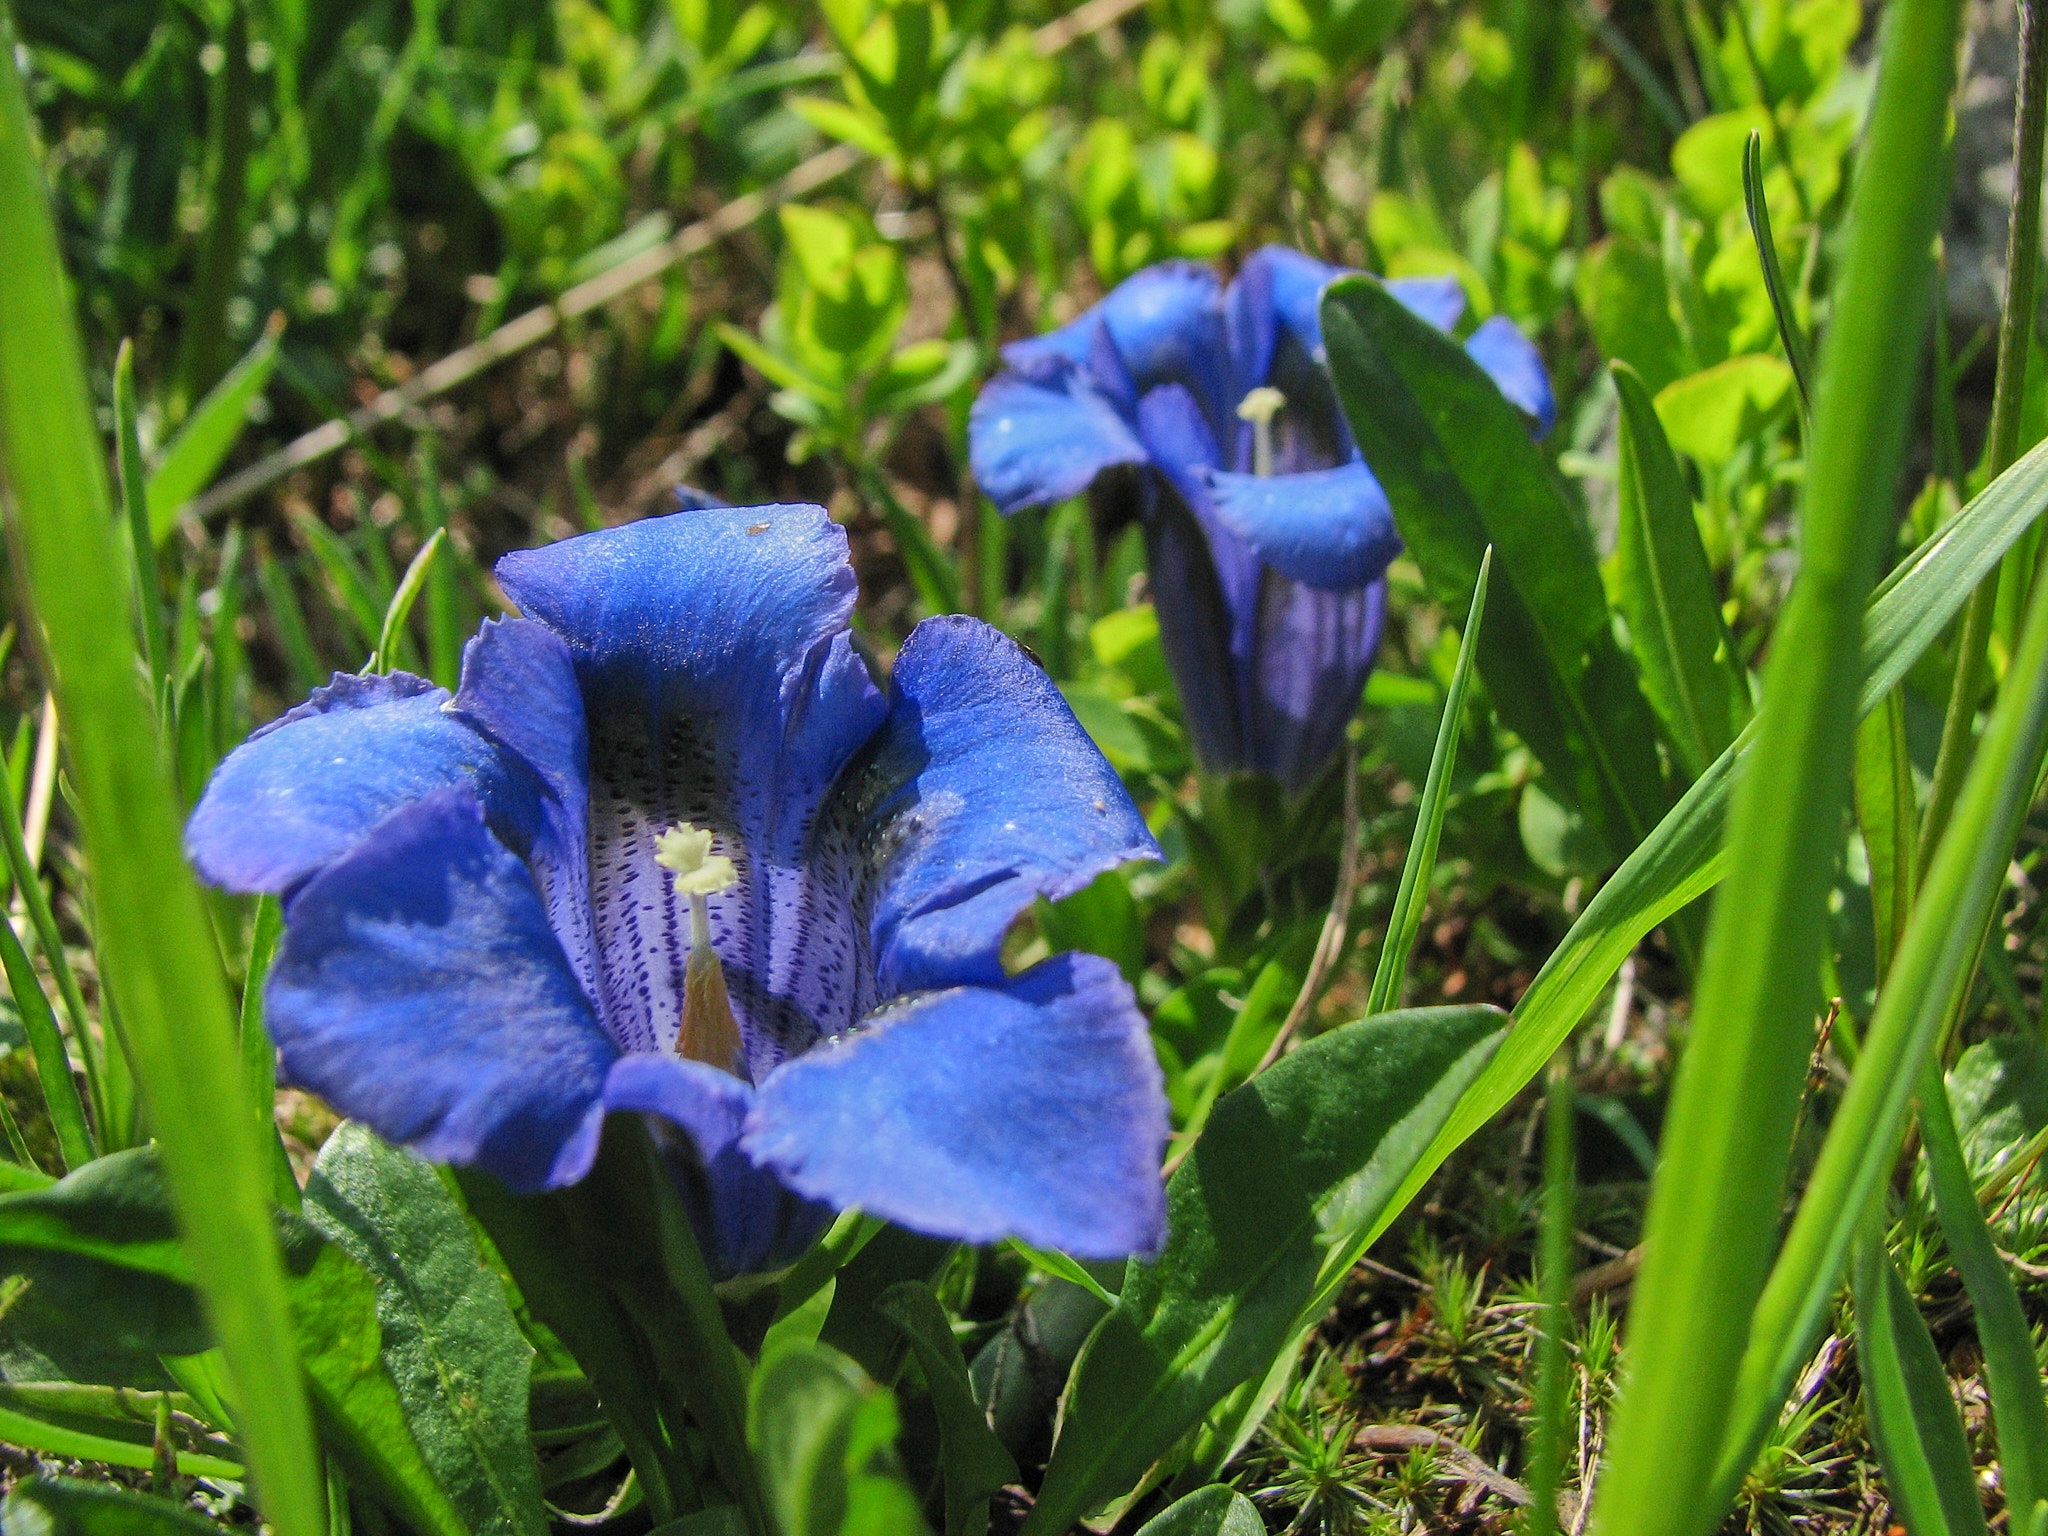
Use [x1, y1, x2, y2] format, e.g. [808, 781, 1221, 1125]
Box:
[454, 1166, 692, 1526]
[531, 1116, 764, 1532]
[145, 320, 281, 545]
[1575, 237, 1688, 394]
[0, 1148, 207, 1356]
[874, 1282, 1017, 1536]
[1363, 423, 2048, 1303]
[1009, 1240, 1120, 1308]
[1852, 1238, 1989, 1536]
[1919, 1066, 2048, 1527]
[1652, 354, 1794, 469]
[789, 97, 900, 165]
[748, 1341, 930, 1536]
[285, 1221, 472, 1536]
[1322, 275, 1670, 861]
[3, 1477, 231, 1535]
[0, 1387, 242, 1480]
[1132, 1485, 1265, 1536]
[1594, 2, 1962, 1530]
[1021, 1006, 1507, 1535]
[0, 1146, 467, 1535]
[1368, 548, 1490, 1014]
[305, 1123, 549, 1536]
[1613, 362, 1747, 778]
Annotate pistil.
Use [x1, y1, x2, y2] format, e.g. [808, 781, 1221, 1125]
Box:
[1237, 386, 1286, 478]
[654, 822, 745, 1077]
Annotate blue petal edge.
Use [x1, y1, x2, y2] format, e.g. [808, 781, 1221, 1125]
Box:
[846, 615, 1161, 998]
[1203, 460, 1404, 590]
[743, 953, 1169, 1259]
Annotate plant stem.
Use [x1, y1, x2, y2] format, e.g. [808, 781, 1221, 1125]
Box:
[1919, 0, 2048, 874]
[1585, 3, 1961, 1532]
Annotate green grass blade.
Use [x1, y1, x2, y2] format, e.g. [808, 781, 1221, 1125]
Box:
[1714, 481, 2048, 1503]
[1919, 1062, 2048, 1526]
[1524, 1059, 1575, 1536]
[1612, 361, 1747, 779]
[241, 894, 298, 1209]
[0, 27, 323, 1536]
[257, 545, 329, 697]
[1741, 130, 1814, 429]
[147, 319, 282, 545]
[1335, 423, 2048, 1279]
[114, 342, 168, 691]
[0, 752, 105, 1140]
[1853, 1234, 1989, 1536]
[0, 894, 92, 1173]
[1367, 548, 1490, 1015]
[1853, 689, 1916, 979]
[370, 528, 445, 676]
[291, 509, 390, 656]
[1589, 4, 1961, 1531]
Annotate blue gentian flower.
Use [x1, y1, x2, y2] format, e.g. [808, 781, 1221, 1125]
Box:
[969, 246, 1554, 791]
[187, 507, 1169, 1275]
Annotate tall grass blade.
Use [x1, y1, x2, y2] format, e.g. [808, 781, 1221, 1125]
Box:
[0, 27, 324, 1536]
[1853, 690, 1916, 979]
[369, 528, 444, 675]
[147, 320, 282, 545]
[1741, 130, 1814, 428]
[114, 343, 168, 691]
[1524, 1059, 1575, 1536]
[1589, 4, 1961, 1531]
[1713, 492, 2048, 1505]
[1852, 1234, 1988, 1536]
[0, 758, 105, 1137]
[1918, 0, 2048, 878]
[1919, 1063, 2048, 1527]
[1367, 549, 1490, 1015]
[0, 899, 91, 1173]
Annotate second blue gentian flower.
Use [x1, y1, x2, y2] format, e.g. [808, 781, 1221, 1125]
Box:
[969, 246, 1554, 791]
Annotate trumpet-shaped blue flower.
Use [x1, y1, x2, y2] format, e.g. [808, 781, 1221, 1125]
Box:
[187, 507, 1168, 1275]
[969, 247, 1554, 790]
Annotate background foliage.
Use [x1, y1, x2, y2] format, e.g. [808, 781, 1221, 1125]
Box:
[1, 0, 2046, 1532]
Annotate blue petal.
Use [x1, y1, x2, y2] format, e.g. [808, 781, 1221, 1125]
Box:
[845, 617, 1160, 998]
[268, 789, 614, 1193]
[744, 953, 1168, 1258]
[1465, 314, 1557, 437]
[1241, 575, 1389, 792]
[1229, 246, 1348, 379]
[449, 618, 599, 1012]
[1386, 274, 1468, 334]
[496, 508, 889, 1069]
[1203, 461, 1403, 590]
[968, 359, 1147, 515]
[187, 672, 521, 896]
[1002, 262, 1232, 431]
[1132, 385, 1262, 773]
[603, 1054, 831, 1278]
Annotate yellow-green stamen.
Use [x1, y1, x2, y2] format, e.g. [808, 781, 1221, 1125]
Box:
[654, 822, 744, 1076]
[1237, 386, 1286, 478]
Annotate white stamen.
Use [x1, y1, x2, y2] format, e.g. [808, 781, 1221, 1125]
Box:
[1238, 386, 1286, 478]
[656, 821, 735, 950]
